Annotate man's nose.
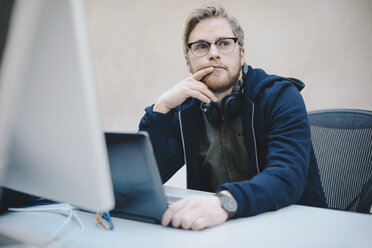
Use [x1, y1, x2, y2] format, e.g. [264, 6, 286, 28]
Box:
[208, 43, 220, 58]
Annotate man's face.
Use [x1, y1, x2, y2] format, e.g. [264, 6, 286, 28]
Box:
[186, 17, 245, 93]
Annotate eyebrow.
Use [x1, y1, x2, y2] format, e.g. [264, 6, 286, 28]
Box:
[187, 37, 232, 44]
[188, 39, 208, 44]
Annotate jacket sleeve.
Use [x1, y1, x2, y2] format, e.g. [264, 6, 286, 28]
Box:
[139, 104, 185, 183]
[218, 82, 311, 217]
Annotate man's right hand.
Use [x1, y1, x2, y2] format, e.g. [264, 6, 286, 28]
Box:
[153, 67, 218, 114]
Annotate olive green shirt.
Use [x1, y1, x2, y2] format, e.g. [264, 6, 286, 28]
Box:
[199, 113, 253, 191]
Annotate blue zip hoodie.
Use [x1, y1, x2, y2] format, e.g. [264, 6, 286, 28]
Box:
[139, 65, 326, 218]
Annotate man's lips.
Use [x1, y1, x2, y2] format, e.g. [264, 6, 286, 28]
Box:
[201, 66, 226, 72]
[199, 66, 226, 82]
[211, 66, 225, 70]
[201, 65, 226, 70]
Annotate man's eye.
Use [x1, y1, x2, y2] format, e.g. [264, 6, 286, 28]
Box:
[218, 40, 231, 47]
[194, 43, 209, 50]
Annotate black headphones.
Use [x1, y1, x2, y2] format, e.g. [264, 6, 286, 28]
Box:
[200, 64, 247, 127]
[200, 91, 242, 127]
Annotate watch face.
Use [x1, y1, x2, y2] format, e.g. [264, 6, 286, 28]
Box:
[222, 196, 238, 212]
[215, 193, 238, 218]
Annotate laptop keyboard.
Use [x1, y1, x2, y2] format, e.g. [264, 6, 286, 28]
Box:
[165, 195, 183, 205]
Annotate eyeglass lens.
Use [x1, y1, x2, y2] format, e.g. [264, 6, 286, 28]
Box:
[190, 38, 236, 56]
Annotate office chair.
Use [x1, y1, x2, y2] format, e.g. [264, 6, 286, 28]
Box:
[308, 109, 372, 213]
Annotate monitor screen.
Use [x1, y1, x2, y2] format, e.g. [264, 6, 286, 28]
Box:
[0, 0, 114, 212]
[0, 0, 16, 197]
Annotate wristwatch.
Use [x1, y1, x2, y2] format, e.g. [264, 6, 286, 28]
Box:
[215, 192, 238, 219]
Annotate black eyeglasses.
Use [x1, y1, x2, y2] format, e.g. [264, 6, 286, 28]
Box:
[187, 37, 238, 57]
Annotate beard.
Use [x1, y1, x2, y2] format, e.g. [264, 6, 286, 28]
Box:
[194, 56, 242, 93]
[201, 67, 241, 93]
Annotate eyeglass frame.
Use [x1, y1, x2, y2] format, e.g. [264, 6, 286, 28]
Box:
[186, 37, 239, 57]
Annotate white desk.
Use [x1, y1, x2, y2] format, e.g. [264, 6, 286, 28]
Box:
[0, 186, 371, 248]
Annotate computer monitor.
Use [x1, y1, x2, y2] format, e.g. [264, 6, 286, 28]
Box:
[0, 0, 114, 212]
[0, 0, 15, 200]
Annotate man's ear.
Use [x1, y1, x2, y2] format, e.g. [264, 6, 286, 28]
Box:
[240, 47, 245, 66]
[185, 55, 192, 73]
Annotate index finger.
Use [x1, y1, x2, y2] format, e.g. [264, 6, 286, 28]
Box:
[192, 67, 214, 81]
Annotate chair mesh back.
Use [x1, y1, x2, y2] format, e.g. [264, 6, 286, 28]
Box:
[308, 109, 372, 212]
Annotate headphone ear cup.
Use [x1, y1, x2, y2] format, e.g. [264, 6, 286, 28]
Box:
[200, 102, 222, 127]
[221, 95, 241, 120]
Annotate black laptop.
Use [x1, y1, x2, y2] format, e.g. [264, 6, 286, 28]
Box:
[105, 132, 171, 224]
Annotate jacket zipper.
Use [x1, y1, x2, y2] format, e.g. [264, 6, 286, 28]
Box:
[178, 111, 187, 167]
[251, 103, 260, 174]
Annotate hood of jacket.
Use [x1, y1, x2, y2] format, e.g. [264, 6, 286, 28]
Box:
[243, 64, 305, 101]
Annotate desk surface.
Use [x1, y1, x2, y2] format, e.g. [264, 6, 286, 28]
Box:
[0, 186, 371, 248]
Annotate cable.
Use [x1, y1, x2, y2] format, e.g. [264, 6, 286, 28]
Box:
[9, 203, 85, 248]
[58, 211, 85, 248]
[41, 207, 73, 247]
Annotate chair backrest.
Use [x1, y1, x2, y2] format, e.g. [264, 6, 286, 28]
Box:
[308, 109, 372, 212]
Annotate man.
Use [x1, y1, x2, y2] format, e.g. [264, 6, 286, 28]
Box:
[139, 3, 326, 230]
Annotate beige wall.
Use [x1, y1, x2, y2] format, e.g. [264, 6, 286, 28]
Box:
[85, 0, 372, 132]
[85, 0, 372, 186]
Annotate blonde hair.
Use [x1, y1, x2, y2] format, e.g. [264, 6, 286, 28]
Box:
[183, 3, 244, 54]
